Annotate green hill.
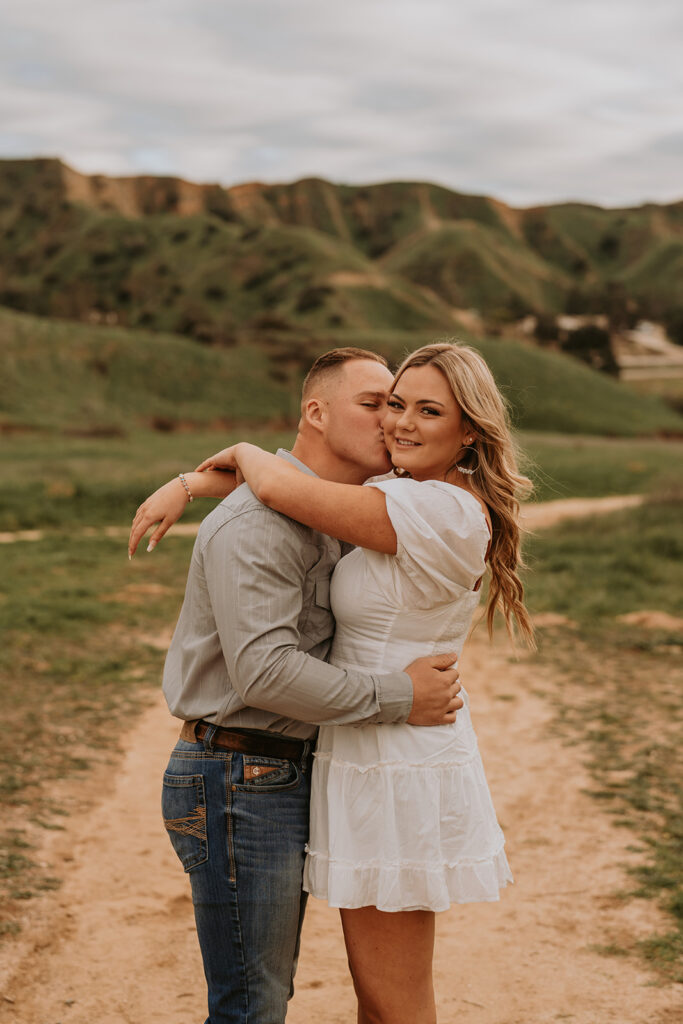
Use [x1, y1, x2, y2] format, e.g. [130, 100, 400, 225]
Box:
[3, 306, 681, 438]
[0, 158, 682, 343]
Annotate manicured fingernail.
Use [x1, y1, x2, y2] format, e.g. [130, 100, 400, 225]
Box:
[128, 553, 132, 560]
[147, 541, 156, 552]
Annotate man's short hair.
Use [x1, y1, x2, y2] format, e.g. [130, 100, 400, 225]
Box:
[301, 347, 388, 400]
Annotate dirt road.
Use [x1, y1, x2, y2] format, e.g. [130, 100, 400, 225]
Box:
[0, 492, 647, 546]
[1, 633, 680, 1024]
[1, 495, 681, 1023]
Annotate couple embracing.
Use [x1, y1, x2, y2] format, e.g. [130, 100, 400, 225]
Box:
[129, 341, 534, 1024]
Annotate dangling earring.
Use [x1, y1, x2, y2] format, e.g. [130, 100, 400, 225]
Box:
[456, 437, 479, 476]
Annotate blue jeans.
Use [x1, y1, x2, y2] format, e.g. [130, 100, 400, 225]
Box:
[162, 729, 312, 1024]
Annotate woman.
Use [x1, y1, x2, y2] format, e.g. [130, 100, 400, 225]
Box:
[135, 342, 534, 1023]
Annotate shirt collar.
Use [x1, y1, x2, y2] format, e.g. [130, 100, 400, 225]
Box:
[276, 448, 318, 478]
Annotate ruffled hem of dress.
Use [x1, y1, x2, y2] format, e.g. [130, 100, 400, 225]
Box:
[303, 843, 513, 913]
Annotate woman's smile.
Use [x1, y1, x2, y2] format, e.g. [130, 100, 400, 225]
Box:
[382, 364, 470, 481]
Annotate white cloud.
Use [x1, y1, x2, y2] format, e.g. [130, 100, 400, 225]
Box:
[0, 0, 680, 205]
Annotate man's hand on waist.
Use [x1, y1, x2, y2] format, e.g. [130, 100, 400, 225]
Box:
[404, 652, 462, 726]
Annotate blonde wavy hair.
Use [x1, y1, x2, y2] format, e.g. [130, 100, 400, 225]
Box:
[392, 342, 535, 649]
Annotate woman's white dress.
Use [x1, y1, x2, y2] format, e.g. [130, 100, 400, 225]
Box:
[303, 477, 513, 912]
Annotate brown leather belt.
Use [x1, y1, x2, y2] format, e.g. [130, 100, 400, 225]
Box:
[181, 719, 310, 761]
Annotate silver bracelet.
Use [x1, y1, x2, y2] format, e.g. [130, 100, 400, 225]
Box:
[178, 472, 194, 502]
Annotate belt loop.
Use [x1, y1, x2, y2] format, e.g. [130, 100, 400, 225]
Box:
[202, 723, 218, 752]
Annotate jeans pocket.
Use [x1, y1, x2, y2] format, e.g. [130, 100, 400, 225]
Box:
[234, 756, 301, 792]
[162, 772, 208, 871]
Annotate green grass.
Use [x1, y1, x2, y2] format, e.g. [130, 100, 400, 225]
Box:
[523, 500, 683, 980]
[3, 306, 682, 439]
[523, 496, 683, 622]
[627, 377, 683, 418]
[1, 306, 304, 432]
[0, 532, 194, 932]
[1, 426, 681, 532]
[520, 432, 683, 501]
[0, 427, 294, 530]
[383, 221, 567, 316]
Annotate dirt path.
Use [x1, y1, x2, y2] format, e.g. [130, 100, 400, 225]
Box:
[0, 493, 647, 546]
[1, 494, 681, 1023]
[520, 493, 644, 530]
[1, 635, 680, 1024]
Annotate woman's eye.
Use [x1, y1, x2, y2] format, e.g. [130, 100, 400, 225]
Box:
[386, 400, 402, 410]
[422, 407, 440, 416]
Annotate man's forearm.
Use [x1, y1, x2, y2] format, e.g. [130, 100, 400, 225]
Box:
[232, 639, 413, 726]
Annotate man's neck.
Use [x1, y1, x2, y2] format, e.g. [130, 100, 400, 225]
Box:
[290, 438, 368, 485]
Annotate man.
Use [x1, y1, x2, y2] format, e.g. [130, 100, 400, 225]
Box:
[129, 348, 462, 1024]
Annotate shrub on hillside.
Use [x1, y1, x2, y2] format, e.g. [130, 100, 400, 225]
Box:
[534, 314, 559, 343]
[664, 309, 683, 346]
[562, 325, 618, 375]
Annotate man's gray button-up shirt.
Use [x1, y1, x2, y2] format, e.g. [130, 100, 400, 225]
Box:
[162, 450, 413, 739]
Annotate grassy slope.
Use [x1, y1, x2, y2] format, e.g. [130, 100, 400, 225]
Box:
[1, 306, 300, 430]
[3, 307, 682, 438]
[382, 222, 569, 316]
[2, 305, 682, 532]
[520, 433, 682, 501]
[469, 336, 683, 436]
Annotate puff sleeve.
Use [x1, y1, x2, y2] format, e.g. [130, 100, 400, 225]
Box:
[363, 477, 490, 606]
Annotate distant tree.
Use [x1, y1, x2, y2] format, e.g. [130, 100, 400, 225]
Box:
[534, 314, 559, 343]
[601, 280, 634, 331]
[564, 286, 588, 315]
[562, 325, 619, 375]
[598, 233, 620, 259]
[204, 284, 226, 301]
[296, 285, 333, 313]
[122, 232, 148, 257]
[206, 187, 237, 222]
[664, 308, 683, 346]
[250, 312, 293, 332]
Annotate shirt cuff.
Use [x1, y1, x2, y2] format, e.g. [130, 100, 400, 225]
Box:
[375, 670, 414, 723]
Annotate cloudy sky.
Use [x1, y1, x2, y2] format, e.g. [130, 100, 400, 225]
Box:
[1, 0, 681, 207]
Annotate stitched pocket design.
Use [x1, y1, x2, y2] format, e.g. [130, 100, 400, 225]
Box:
[162, 772, 208, 871]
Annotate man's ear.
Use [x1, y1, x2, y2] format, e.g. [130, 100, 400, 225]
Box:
[302, 397, 326, 434]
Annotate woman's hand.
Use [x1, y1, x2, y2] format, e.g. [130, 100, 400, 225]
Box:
[128, 478, 190, 557]
[128, 469, 238, 557]
[195, 444, 244, 473]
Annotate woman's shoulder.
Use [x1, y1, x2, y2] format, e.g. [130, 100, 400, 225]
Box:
[363, 477, 488, 595]
[366, 476, 489, 532]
